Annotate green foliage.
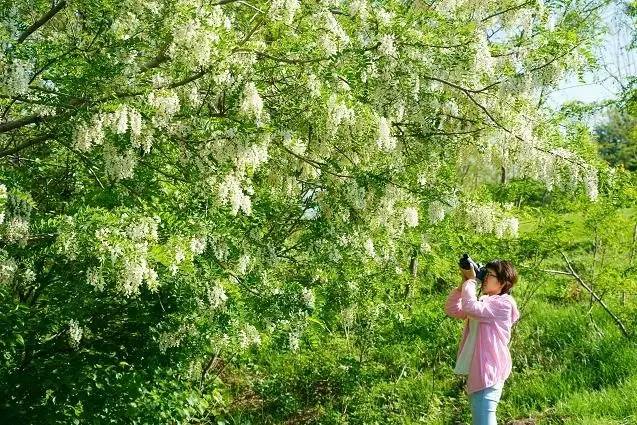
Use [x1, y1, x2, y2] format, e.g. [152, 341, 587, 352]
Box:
[595, 107, 637, 171]
[1, 0, 636, 423]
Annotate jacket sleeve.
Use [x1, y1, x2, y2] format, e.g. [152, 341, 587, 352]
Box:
[444, 287, 467, 320]
[460, 279, 511, 322]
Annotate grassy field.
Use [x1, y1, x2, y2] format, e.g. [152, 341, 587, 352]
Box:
[220, 292, 637, 424]
[219, 206, 637, 424]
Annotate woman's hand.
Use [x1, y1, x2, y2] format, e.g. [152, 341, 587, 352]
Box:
[460, 267, 476, 281]
[456, 269, 475, 290]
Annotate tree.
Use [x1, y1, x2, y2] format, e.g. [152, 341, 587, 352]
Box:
[595, 107, 637, 171]
[0, 0, 612, 421]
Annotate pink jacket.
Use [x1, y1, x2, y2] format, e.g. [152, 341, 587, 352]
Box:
[444, 279, 520, 394]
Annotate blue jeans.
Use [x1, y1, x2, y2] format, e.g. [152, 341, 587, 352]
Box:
[469, 381, 504, 425]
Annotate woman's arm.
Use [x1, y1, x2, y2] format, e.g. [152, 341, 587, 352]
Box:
[444, 287, 468, 320]
[460, 279, 511, 322]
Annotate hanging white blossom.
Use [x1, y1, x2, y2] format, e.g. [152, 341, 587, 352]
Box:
[5, 58, 33, 95]
[240, 82, 264, 120]
[208, 282, 228, 309]
[68, 319, 83, 348]
[113, 104, 129, 135]
[428, 201, 446, 224]
[404, 206, 419, 227]
[190, 237, 207, 255]
[218, 173, 252, 215]
[377, 117, 396, 151]
[301, 287, 315, 309]
[239, 324, 261, 348]
[379, 34, 397, 57]
[363, 238, 376, 258]
[103, 144, 136, 181]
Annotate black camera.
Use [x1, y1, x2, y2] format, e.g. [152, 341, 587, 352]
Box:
[458, 253, 488, 281]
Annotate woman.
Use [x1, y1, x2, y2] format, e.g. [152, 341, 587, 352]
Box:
[444, 260, 520, 425]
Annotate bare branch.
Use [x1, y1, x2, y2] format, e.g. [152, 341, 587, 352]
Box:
[557, 251, 630, 338]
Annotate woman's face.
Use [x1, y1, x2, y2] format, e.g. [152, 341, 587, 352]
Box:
[481, 268, 504, 296]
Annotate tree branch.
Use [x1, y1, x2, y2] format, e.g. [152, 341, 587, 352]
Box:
[481, 1, 534, 22]
[0, 133, 53, 158]
[0, 115, 42, 133]
[556, 251, 630, 338]
[17, 1, 67, 44]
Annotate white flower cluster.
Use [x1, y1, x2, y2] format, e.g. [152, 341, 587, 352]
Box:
[377, 116, 396, 151]
[345, 181, 367, 210]
[420, 237, 432, 254]
[349, 0, 369, 21]
[320, 34, 338, 56]
[375, 8, 394, 25]
[436, 0, 466, 14]
[169, 19, 219, 67]
[238, 324, 261, 349]
[3, 58, 33, 95]
[363, 238, 376, 258]
[190, 237, 207, 255]
[23, 268, 36, 283]
[464, 202, 519, 238]
[474, 29, 494, 75]
[268, 0, 300, 24]
[158, 323, 194, 353]
[507, 140, 599, 201]
[428, 200, 446, 224]
[495, 217, 520, 239]
[0, 254, 17, 285]
[5, 217, 30, 246]
[240, 82, 264, 122]
[74, 114, 106, 152]
[175, 247, 185, 264]
[323, 9, 350, 44]
[213, 132, 270, 216]
[126, 217, 159, 241]
[121, 257, 159, 294]
[237, 254, 251, 275]
[326, 94, 355, 135]
[307, 74, 322, 98]
[301, 287, 315, 309]
[0, 184, 6, 225]
[68, 319, 83, 348]
[147, 91, 180, 128]
[403, 206, 419, 227]
[541, 149, 599, 201]
[341, 306, 355, 328]
[129, 108, 143, 139]
[74, 106, 147, 153]
[218, 172, 252, 215]
[378, 34, 397, 57]
[95, 216, 160, 295]
[103, 144, 136, 181]
[207, 282, 228, 309]
[282, 131, 307, 156]
[234, 140, 270, 174]
[476, 125, 599, 202]
[112, 105, 129, 134]
[583, 168, 598, 201]
[288, 329, 301, 351]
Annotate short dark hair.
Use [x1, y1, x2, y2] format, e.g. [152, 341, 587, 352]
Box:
[485, 260, 518, 295]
